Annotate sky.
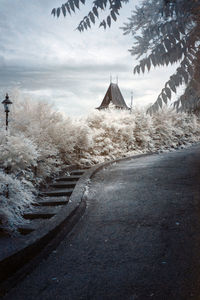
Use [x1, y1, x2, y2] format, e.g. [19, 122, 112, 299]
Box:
[0, 0, 181, 116]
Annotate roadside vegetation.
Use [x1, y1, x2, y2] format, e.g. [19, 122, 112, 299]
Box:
[1, 92, 200, 231]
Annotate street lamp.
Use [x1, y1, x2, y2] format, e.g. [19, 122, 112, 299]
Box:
[1, 94, 13, 198]
[2, 93, 13, 131]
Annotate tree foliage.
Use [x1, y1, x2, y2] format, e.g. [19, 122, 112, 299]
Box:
[122, 0, 200, 113]
[52, 0, 200, 113]
[51, 0, 129, 30]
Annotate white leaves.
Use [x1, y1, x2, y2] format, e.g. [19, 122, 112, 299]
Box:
[3, 93, 200, 182]
[0, 132, 39, 173]
[3, 89, 200, 233]
[0, 171, 36, 232]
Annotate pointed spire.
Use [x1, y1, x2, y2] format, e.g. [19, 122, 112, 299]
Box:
[96, 81, 129, 110]
[130, 91, 133, 113]
[110, 74, 112, 84]
[116, 76, 118, 85]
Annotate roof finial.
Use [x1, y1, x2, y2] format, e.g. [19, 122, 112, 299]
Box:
[110, 74, 112, 84]
[130, 90, 133, 113]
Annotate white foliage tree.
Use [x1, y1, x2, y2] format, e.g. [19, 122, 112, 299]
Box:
[0, 131, 38, 175]
[1, 90, 200, 231]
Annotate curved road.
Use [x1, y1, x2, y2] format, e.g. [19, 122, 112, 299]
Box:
[3, 144, 200, 300]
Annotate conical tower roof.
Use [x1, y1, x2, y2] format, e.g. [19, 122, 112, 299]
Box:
[96, 83, 129, 110]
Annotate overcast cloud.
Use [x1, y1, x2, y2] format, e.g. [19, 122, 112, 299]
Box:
[0, 0, 179, 115]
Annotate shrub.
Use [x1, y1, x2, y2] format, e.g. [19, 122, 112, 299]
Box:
[0, 171, 36, 232]
[1, 90, 200, 230]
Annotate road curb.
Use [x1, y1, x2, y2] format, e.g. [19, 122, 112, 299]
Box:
[0, 151, 158, 296]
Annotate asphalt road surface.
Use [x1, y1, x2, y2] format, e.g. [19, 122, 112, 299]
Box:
[3, 144, 200, 300]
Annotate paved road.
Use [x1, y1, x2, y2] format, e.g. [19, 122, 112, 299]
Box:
[3, 145, 200, 300]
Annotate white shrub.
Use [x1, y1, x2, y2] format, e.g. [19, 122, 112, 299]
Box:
[0, 131, 39, 174]
[1, 90, 200, 231]
[0, 171, 36, 232]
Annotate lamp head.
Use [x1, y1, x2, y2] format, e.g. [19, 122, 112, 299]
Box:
[2, 94, 13, 113]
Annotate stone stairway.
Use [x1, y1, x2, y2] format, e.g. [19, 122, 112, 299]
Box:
[0, 155, 120, 292]
[17, 169, 87, 236]
[0, 167, 91, 291]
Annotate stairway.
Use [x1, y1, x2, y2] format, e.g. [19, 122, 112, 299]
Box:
[18, 169, 87, 235]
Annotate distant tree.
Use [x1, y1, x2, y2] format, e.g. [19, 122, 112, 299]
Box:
[52, 0, 200, 113]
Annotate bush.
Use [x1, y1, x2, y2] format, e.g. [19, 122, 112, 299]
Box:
[1, 90, 200, 230]
[0, 171, 36, 232]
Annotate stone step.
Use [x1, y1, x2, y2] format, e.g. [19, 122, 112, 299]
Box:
[18, 227, 34, 235]
[55, 175, 80, 182]
[70, 170, 85, 176]
[50, 181, 76, 189]
[34, 196, 69, 207]
[23, 212, 55, 220]
[23, 206, 60, 220]
[17, 219, 48, 235]
[39, 188, 74, 197]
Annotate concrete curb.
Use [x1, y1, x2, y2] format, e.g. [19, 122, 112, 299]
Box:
[0, 151, 158, 296]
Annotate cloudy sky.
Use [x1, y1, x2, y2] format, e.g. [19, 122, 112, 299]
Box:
[0, 0, 180, 116]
